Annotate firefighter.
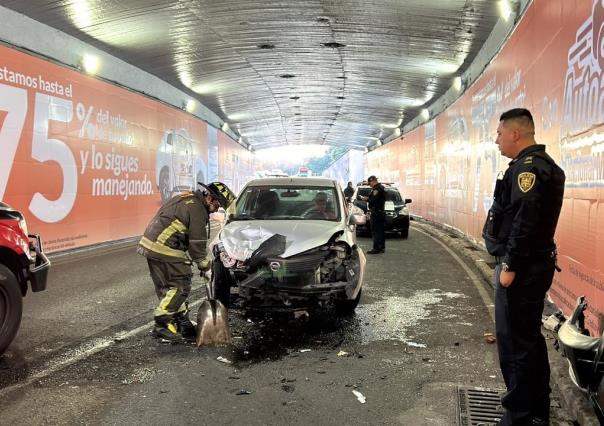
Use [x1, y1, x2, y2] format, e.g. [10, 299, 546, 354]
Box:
[482, 108, 565, 426]
[137, 181, 236, 342]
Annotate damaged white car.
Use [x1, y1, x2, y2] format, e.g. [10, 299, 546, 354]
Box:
[209, 177, 366, 315]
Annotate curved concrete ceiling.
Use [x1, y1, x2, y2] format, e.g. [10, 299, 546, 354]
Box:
[1, 0, 500, 149]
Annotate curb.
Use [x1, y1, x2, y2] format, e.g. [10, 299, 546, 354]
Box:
[411, 218, 600, 425]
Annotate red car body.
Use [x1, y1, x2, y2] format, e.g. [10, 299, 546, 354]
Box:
[0, 202, 50, 354]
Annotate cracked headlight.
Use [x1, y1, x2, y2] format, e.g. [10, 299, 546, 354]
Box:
[220, 251, 237, 268]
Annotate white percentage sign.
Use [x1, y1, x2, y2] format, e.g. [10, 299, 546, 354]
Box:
[76, 102, 94, 138]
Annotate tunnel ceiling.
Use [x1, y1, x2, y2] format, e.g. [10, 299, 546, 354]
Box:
[1, 0, 501, 150]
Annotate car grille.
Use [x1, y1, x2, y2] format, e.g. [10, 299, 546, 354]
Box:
[267, 250, 327, 274]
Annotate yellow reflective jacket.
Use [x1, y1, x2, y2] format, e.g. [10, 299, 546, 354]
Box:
[137, 191, 209, 263]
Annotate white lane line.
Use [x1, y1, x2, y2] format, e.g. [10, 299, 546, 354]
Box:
[0, 297, 204, 398]
[414, 227, 495, 323]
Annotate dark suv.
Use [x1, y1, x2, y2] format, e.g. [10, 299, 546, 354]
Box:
[0, 202, 50, 354]
[352, 184, 412, 238]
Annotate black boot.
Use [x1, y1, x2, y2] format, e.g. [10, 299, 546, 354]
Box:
[152, 315, 183, 342]
[175, 311, 196, 340]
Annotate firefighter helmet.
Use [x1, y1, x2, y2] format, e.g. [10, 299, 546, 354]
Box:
[198, 181, 236, 208]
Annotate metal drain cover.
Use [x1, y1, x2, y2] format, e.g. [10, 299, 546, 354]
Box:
[457, 386, 504, 425]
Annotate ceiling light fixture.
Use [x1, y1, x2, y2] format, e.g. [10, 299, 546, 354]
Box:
[453, 76, 463, 92]
[81, 53, 100, 75]
[498, 0, 513, 21]
[222, 122, 229, 132]
[184, 99, 196, 113]
[421, 109, 430, 121]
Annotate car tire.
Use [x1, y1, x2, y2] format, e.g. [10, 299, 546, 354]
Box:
[212, 260, 233, 308]
[0, 264, 23, 355]
[400, 228, 409, 239]
[335, 288, 362, 316]
[159, 168, 172, 204]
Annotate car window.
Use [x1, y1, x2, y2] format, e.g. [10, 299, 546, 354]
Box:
[357, 188, 371, 198]
[234, 185, 340, 221]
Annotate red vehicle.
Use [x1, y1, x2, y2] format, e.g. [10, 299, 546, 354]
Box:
[0, 202, 50, 354]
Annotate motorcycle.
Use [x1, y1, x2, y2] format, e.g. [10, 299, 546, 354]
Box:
[557, 296, 604, 423]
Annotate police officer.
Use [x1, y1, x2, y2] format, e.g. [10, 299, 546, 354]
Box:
[482, 108, 565, 426]
[137, 181, 236, 342]
[364, 175, 386, 254]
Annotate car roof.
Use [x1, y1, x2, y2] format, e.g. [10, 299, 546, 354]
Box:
[245, 177, 338, 187]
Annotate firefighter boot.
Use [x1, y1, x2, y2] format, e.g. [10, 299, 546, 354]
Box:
[152, 315, 183, 342]
[175, 311, 196, 341]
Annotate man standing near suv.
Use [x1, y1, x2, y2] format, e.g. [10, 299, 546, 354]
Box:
[362, 175, 386, 254]
[482, 108, 565, 426]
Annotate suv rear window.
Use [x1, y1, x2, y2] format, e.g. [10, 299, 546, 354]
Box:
[385, 188, 402, 202]
[357, 188, 371, 197]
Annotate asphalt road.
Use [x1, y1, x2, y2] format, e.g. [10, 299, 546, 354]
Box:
[0, 223, 572, 425]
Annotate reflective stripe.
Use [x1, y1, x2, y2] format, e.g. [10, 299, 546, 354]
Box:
[154, 288, 187, 317]
[156, 219, 187, 245]
[139, 236, 189, 260]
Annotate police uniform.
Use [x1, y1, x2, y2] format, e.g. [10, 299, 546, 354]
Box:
[138, 190, 211, 339]
[482, 144, 565, 425]
[368, 183, 386, 253]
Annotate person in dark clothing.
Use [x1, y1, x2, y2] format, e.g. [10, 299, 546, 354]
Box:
[137, 181, 236, 342]
[343, 181, 355, 201]
[482, 108, 565, 426]
[363, 175, 386, 254]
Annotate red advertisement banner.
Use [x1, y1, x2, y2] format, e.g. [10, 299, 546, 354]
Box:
[367, 0, 604, 333]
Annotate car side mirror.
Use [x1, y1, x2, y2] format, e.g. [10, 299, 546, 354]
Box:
[405, 198, 412, 204]
[348, 214, 366, 226]
[348, 205, 367, 226]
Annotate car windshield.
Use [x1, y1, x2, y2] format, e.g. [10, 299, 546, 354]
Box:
[233, 185, 340, 221]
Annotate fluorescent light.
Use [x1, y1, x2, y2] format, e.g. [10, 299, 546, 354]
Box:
[498, 0, 512, 21]
[453, 76, 463, 92]
[421, 109, 430, 120]
[70, 0, 91, 28]
[82, 54, 99, 74]
[222, 123, 229, 132]
[185, 99, 196, 113]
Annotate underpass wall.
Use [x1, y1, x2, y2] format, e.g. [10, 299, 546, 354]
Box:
[0, 43, 254, 253]
[366, 0, 604, 333]
[322, 150, 365, 187]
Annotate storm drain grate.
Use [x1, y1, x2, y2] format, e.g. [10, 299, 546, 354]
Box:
[457, 386, 504, 425]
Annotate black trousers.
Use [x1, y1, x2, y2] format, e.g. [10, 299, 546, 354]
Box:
[495, 258, 555, 425]
[147, 258, 193, 319]
[370, 211, 386, 251]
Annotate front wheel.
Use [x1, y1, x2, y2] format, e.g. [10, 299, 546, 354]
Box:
[159, 168, 172, 204]
[0, 264, 23, 355]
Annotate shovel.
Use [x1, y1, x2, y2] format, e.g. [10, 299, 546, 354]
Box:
[196, 270, 232, 347]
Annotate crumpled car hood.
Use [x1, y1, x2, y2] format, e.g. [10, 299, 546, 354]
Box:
[215, 220, 343, 260]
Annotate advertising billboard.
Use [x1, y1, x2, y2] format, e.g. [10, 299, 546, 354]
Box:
[367, 0, 604, 333]
[0, 44, 251, 252]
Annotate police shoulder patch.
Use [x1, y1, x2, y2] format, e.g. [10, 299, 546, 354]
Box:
[518, 172, 536, 193]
